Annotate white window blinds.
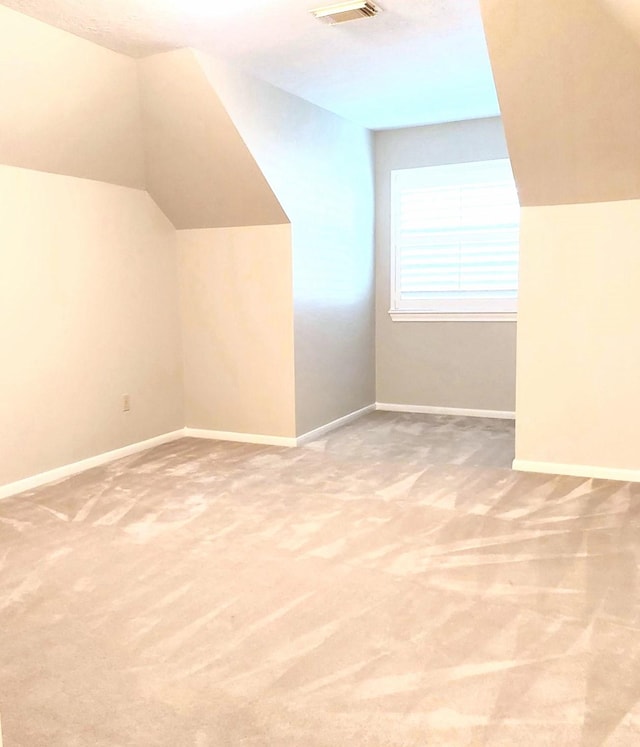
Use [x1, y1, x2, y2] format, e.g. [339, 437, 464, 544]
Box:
[390, 159, 520, 318]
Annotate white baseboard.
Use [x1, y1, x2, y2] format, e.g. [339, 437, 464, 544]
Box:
[513, 459, 640, 483]
[0, 406, 377, 501]
[296, 404, 376, 446]
[183, 427, 297, 448]
[3, 400, 521, 502]
[376, 402, 515, 420]
[185, 405, 376, 448]
[0, 429, 185, 501]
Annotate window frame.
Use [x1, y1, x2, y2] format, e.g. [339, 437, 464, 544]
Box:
[389, 158, 519, 323]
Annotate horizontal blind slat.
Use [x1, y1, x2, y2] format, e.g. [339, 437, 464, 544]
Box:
[392, 159, 520, 307]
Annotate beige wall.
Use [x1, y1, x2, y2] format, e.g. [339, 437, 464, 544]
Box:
[196, 54, 376, 435]
[178, 226, 296, 437]
[480, 0, 640, 207]
[0, 8, 374, 490]
[375, 118, 517, 411]
[515, 200, 640, 472]
[138, 50, 287, 229]
[600, 0, 640, 42]
[0, 165, 183, 486]
[481, 0, 640, 477]
[0, 5, 144, 189]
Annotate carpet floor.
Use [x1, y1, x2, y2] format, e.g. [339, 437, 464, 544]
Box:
[1, 412, 639, 746]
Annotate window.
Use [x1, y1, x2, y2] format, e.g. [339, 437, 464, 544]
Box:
[389, 158, 520, 321]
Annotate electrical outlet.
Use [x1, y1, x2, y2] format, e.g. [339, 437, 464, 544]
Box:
[122, 394, 131, 412]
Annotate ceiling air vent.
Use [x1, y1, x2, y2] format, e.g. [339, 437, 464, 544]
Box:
[311, 1, 381, 24]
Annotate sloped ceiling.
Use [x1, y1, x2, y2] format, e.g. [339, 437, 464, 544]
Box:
[138, 48, 288, 229]
[0, 4, 145, 189]
[480, 0, 640, 206]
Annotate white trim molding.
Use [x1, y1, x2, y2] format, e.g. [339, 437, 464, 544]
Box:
[513, 459, 640, 484]
[183, 428, 297, 448]
[185, 405, 376, 448]
[376, 402, 515, 420]
[0, 407, 380, 501]
[0, 430, 185, 501]
[296, 404, 376, 445]
[389, 311, 517, 323]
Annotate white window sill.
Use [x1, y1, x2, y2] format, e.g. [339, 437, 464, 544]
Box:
[389, 310, 517, 322]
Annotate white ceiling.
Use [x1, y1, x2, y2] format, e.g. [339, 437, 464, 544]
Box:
[1, 0, 500, 130]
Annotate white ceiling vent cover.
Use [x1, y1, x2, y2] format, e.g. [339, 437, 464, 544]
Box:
[311, 1, 381, 24]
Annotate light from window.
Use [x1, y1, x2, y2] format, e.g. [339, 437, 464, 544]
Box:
[390, 159, 520, 320]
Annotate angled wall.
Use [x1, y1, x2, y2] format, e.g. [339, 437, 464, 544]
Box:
[196, 53, 376, 436]
[138, 49, 288, 229]
[0, 5, 144, 189]
[480, 0, 640, 207]
[481, 0, 640, 479]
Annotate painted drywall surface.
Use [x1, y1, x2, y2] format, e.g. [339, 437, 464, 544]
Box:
[137, 49, 288, 230]
[515, 200, 640, 472]
[0, 165, 184, 486]
[375, 118, 517, 411]
[196, 53, 376, 435]
[0, 5, 144, 189]
[480, 0, 640, 207]
[178, 225, 296, 437]
[600, 0, 640, 43]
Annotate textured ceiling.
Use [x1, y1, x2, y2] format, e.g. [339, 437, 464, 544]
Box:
[0, 0, 500, 129]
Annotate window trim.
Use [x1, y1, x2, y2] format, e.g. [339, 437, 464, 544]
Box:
[389, 310, 517, 322]
[389, 159, 519, 323]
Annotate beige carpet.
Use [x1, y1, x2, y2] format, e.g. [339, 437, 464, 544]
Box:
[1, 412, 639, 746]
